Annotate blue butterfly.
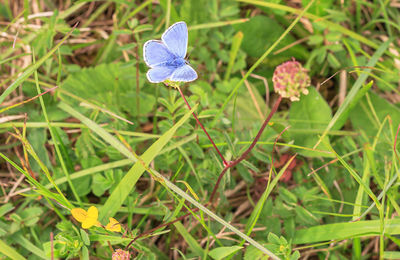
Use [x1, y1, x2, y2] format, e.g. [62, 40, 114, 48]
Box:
[143, 21, 198, 83]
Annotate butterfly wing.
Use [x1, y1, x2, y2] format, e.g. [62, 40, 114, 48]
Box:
[162, 22, 188, 58]
[170, 64, 198, 82]
[147, 65, 176, 83]
[143, 40, 175, 67]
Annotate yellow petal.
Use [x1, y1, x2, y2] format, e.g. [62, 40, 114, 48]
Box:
[71, 208, 87, 223]
[81, 206, 98, 229]
[95, 221, 102, 227]
[82, 216, 98, 229]
[87, 206, 98, 219]
[105, 217, 121, 232]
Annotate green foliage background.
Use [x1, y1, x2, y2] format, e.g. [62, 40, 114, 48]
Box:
[0, 0, 400, 259]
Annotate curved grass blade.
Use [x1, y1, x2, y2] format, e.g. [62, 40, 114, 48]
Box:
[293, 218, 400, 244]
[237, 0, 384, 52]
[0, 240, 26, 260]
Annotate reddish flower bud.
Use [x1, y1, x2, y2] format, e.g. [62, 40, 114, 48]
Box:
[272, 59, 310, 101]
[112, 249, 130, 260]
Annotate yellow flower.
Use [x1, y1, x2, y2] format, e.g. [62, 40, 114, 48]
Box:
[105, 217, 121, 232]
[71, 206, 99, 229]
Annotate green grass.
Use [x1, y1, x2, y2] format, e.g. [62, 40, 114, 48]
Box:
[0, 0, 400, 259]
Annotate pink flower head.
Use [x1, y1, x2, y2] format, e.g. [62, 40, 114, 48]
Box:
[112, 249, 130, 260]
[272, 59, 310, 101]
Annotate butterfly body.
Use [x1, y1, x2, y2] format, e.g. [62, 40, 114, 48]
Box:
[166, 56, 186, 68]
[143, 22, 198, 83]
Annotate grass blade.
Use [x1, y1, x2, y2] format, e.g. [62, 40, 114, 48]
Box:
[59, 102, 277, 257]
[99, 105, 195, 220]
[313, 39, 390, 148]
[211, 0, 315, 127]
[293, 218, 400, 244]
[0, 24, 77, 104]
[0, 240, 26, 260]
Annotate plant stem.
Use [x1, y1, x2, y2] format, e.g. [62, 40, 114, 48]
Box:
[176, 86, 228, 166]
[209, 96, 282, 203]
[127, 95, 283, 252]
[126, 207, 200, 249]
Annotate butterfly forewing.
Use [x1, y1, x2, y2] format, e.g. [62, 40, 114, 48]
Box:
[162, 22, 188, 59]
[143, 40, 175, 67]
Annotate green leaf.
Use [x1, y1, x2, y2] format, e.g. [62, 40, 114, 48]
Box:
[0, 203, 14, 217]
[268, 233, 281, 245]
[289, 87, 333, 157]
[20, 207, 43, 226]
[61, 63, 154, 116]
[209, 246, 243, 260]
[82, 246, 89, 260]
[290, 250, 301, 260]
[27, 128, 52, 172]
[350, 92, 400, 137]
[279, 187, 298, 205]
[244, 245, 269, 260]
[233, 16, 306, 59]
[92, 171, 113, 197]
[80, 229, 90, 246]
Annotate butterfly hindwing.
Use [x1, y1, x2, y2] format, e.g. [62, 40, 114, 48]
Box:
[143, 40, 175, 67]
[147, 66, 176, 83]
[170, 64, 198, 82]
[162, 22, 188, 58]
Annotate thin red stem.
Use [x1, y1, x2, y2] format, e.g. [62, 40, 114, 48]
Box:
[127, 95, 282, 249]
[177, 86, 228, 166]
[209, 96, 282, 203]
